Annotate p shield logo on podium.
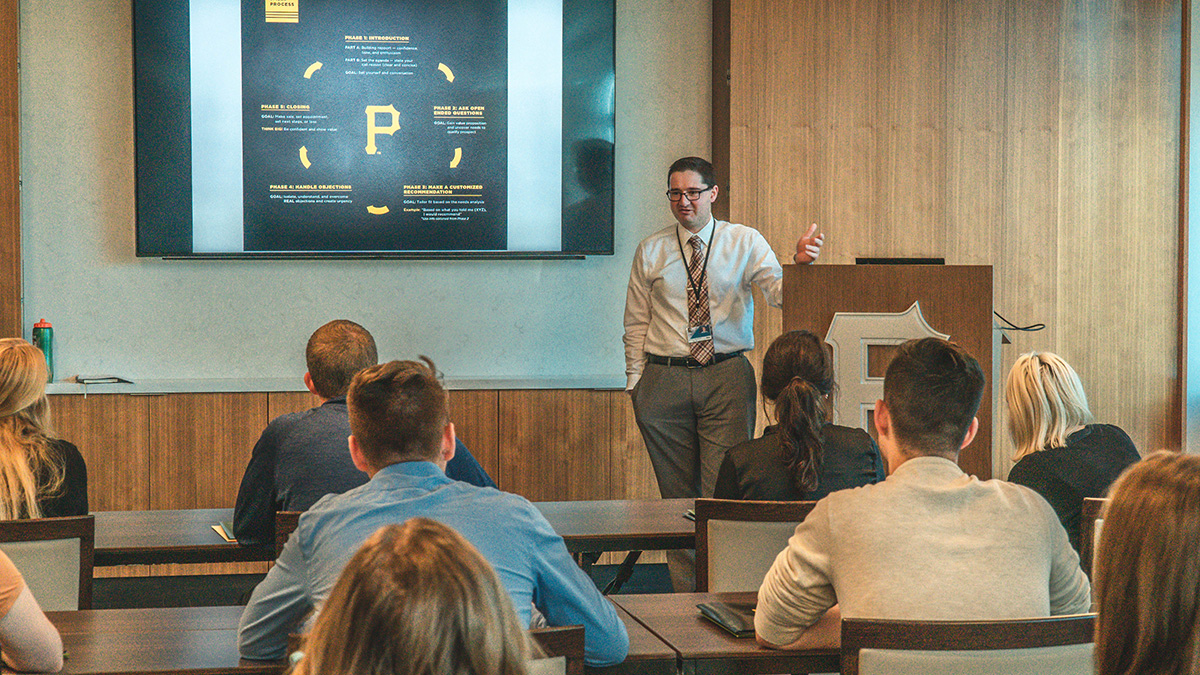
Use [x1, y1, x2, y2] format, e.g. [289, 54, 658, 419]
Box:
[825, 302, 949, 432]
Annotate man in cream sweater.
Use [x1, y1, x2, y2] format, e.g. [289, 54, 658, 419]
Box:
[755, 338, 1092, 649]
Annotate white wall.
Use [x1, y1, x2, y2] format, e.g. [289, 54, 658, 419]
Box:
[18, 0, 711, 382]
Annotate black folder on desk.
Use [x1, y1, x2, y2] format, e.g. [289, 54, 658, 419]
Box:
[697, 601, 756, 638]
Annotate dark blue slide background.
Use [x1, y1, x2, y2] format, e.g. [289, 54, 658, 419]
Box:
[240, 0, 508, 252]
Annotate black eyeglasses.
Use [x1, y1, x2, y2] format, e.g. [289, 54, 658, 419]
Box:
[666, 186, 714, 202]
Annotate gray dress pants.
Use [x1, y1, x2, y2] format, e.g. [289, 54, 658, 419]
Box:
[631, 354, 757, 590]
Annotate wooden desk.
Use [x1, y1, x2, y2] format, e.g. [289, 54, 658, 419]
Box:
[588, 605, 677, 675]
[93, 509, 273, 567]
[613, 592, 840, 675]
[48, 606, 283, 675]
[538, 498, 694, 554]
[94, 499, 695, 567]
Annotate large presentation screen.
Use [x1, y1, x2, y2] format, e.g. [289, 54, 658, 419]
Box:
[135, 0, 614, 257]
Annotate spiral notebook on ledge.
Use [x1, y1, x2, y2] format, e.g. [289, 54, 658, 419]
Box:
[697, 601, 756, 638]
[71, 374, 133, 384]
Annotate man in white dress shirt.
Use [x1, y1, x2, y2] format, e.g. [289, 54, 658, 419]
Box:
[623, 156, 823, 589]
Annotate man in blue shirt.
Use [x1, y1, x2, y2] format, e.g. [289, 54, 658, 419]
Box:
[232, 319, 495, 547]
[238, 357, 629, 667]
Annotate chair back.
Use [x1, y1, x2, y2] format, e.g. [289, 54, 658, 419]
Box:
[286, 627, 580, 675]
[1080, 497, 1108, 577]
[529, 624, 583, 675]
[841, 614, 1095, 675]
[275, 511, 302, 555]
[694, 498, 816, 592]
[0, 515, 94, 610]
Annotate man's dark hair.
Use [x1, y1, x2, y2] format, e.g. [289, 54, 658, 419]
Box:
[668, 157, 716, 187]
[347, 358, 448, 467]
[306, 320, 378, 399]
[883, 338, 985, 456]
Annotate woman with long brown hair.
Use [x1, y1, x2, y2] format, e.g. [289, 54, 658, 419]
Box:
[292, 518, 537, 675]
[713, 330, 884, 501]
[0, 338, 86, 518]
[1094, 451, 1200, 675]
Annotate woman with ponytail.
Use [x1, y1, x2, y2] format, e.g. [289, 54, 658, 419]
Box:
[713, 330, 884, 501]
[0, 339, 86, 519]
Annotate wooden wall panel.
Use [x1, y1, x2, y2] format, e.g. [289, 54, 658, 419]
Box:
[0, 0, 17, 338]
[50, 394, 150, 512]
[266, 391, 320, 420]
[720, 0, 1183, 474]
[148, 393, 267, 509]
[497, 390, 611, 501]
[945, 0, 1005, 265]
[992, 0, 1063, 475]
[448, 390, 500, 486]
[608, 392, 660, 501]
[1057, 0, 1181, 457]
[149, 561, 269, 577]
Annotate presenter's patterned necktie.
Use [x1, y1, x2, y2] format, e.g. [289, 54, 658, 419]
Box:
[687, 234, 714, 365]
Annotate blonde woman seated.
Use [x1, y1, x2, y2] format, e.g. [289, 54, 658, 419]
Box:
[0, 549, 63, 672]
[0, 339, 87, 519]
[1004, 351, 1137, 555]
[713, 330, 884, 501]
[1094, 451, 1200, 675]
[292, 518, 538, 675]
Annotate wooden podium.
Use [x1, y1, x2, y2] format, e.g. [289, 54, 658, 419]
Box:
[782, 264, 994, 479]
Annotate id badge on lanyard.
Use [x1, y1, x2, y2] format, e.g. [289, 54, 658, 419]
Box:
[688, 324, 713, 343]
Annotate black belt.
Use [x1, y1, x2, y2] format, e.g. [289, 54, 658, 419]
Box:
[646, 351, 744, 369]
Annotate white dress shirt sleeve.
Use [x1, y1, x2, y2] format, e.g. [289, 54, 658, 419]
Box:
[622, 243, 652, 390]
[745, 230, 785, 309]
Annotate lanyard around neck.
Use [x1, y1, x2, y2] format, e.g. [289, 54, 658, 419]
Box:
[677, 224, 715, 292]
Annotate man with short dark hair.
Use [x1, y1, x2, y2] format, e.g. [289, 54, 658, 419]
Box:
[623, 156, 824, 590]
[232, 320, 495, 548]
[755, 338, 1091, 649]
[238, 359, 629, 667]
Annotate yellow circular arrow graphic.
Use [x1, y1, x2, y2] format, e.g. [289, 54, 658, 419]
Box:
[450, 147, 462, 168]
[437, 63, 455, 82]
[367, 205, 390, 215]
[299, 146, 311, 169]
[304, 62, 323, 79]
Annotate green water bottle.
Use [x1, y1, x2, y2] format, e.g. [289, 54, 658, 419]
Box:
[31, 318, 53, 383]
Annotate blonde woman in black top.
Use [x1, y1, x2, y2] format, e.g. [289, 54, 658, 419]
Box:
[713, 330, 884, 501]
[0, 338, 87, 519]
[1004, 351, 1138, 555]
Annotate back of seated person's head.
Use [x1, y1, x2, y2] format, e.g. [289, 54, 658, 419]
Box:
[347, 358, 448, 467]
[1094, 450, 1200, 675]
[306, 320, 378, 399]
[0, 338, 60, 519]
[882, 338, 985, 458]
[760, 330, 835, 492]
[294, 518, 535, 675]
[1005, 351, 1093, 461]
